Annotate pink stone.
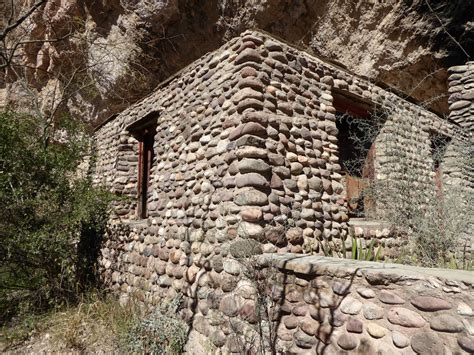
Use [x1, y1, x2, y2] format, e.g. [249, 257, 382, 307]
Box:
[387, 307, 426, 328]
[411, 296, 451, 312]
[379, 290, 405, 304]
[235, 48, 262, 65]
[240, 208, 263, 222]
[346, 318, 363, 333]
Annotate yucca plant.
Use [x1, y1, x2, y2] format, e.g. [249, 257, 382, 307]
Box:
[351, 237, 383, 261]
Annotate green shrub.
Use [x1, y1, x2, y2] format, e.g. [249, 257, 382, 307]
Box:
[0, 111, 113, 323]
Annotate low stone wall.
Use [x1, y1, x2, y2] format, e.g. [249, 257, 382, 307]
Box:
[101, 221, 473, 354]
[185, 254, 474, 354]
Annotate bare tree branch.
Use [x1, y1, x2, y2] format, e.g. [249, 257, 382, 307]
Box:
[0, 0, 48, 41]
[425, 0, 471, 60]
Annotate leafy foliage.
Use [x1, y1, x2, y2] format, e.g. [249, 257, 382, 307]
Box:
[125, 296, 188, 355]
[0, 111, 112, 323]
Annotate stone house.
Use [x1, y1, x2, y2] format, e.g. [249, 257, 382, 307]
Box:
[91, 30, 474, 353]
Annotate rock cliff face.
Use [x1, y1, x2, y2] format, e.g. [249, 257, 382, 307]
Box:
[5, 0, 474, 123]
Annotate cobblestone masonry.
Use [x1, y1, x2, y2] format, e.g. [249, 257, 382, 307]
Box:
[184, 254, 474, 354]
[92, 30, 474, 353]
[448, 61, 474, 134]
[446, 61, 474, 251]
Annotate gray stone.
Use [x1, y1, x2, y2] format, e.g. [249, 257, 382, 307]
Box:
[234, 134, 266, 148]
[392, 330, 410, 348]
[265, 39, 283, 51]
[290, 162, 304, 174]
[234, 189, 268, 206]
[236, 173, 269, 188]
[238, 158, 271, 174]
[340, 296, 362, 315]
[209, 329, 226, 347]
[193, 314, 210, 335]
[223, 259, 241, 275]
[387, 307, 426, 328]
[332, 280, 351, 295]
[294, 329, 317, 348]
[449, 100, 470, 110]
[430, 313, 464, 333]
[337, 333, 359, 350]
[226, 337, 243, 353]
[411, 296, 451, 312]
[229, 239, 262, 258]
[219, 294, 240, 316]
[363, 302, 384, 320]
[273, 166, 291, 178]
[220, 273, 237, 292]
[284, 178, 297, 190]
[411, 332, 444, 355]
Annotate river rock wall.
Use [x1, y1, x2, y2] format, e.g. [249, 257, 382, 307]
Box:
[185, 254, 474, 354]
[92, 31, 473, 354]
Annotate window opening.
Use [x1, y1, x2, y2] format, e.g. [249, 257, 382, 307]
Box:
[128, 114, 157, 219]
[334, 93, 377, 218]
[430, 132, 450, 196]
[137, 128, 155, 218]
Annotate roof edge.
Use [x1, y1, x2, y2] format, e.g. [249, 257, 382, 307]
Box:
[94, 28, 452, 132]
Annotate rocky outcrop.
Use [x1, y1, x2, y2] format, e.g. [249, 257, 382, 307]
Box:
[3, 0, 474, 123]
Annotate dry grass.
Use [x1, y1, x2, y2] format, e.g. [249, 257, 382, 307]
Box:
[0, 293, 142, 353]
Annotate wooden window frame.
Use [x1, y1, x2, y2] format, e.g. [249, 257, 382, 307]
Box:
[128, 115, 157, 219]
[136, 128, 155, 219]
